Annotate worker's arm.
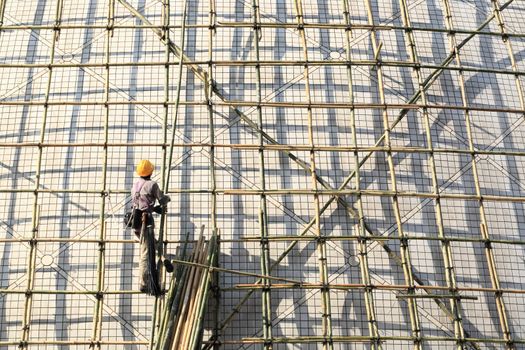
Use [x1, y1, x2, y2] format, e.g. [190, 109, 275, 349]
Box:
[152, 182, 171, 206]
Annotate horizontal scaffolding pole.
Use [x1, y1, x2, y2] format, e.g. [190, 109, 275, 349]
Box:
[1, 234, 525, 245]
[2, 283, 525, 295]
[0, 335, 523, 346]
[0, 59, 523, 77]
[396, 294, 479, 300]
[1, 21, 525, 39]
[0, 341, 149, 346]
[212, 335, 525, 345]
[2, 187, 524, 203]
[0, 142, 523, 158]
[0, 100, 522, 114]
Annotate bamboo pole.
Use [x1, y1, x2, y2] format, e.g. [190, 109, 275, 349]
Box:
[0, 21, 523, 39]
[439, 0, 515, 347]
[362, 0, 424, 347]
[1, 0, 520, 348]
[4, 187, 525, 203]
[342, 0, 382, 348]
[252, 0, 273, 348]
[488, 0, 525, 340]
[19, 0, 62, 347]
[292, 0, 334, 348]
[2, 59, 525, 77]
[5, 281, 525, 295]
[89, 0, 113, 348]
[203, 0, 221, 348]
[4, 334, 525, 346]
[5, 232, 525, 246]
[189, 232, 218, 350]
[4, 142, 525, 158]
[0, 99, 524, 114]
[171, 234, 205, 348]
[395, 0, 470, 348]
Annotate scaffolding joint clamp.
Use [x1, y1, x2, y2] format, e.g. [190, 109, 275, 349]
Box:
[357, 236, 368, 244]
[483, 239, 491, 249]
[95, 291, 104, 300]
[364, 284, 375, 292]
[24, 289, 32, 297]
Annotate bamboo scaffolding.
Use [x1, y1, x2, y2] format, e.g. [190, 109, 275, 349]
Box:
[4, 142, 525, 157]
[5, 232, 525, 246]
[4, 334, 525, 347]
[489, 4, 525, 344]
[292, 1, 334, 348]
[19, 0, 62, 347]
[5, 281, 525, 296]
[2, 142, 525, 162]
[395, 0, 469, 348]
[153, 228, 217, 350]
[439, 0, 515, 347]
[2, 59, 525, 77]
[1, 21, 525, 39]
[1, 100, 524, 114]
[204, 1, 221, 349]
[362, 0, 423, 347]
[252, 0, 273, 348]
[5, 187, 525, 203]
[149, 0, 183, 346]
[88, 1, 113, 348]
[342, 0, 382, 348]
[1, 0, 524, 348]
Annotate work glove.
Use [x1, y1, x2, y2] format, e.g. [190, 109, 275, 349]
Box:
[159, 195, 171, 206]
[153, 205, 164, 214]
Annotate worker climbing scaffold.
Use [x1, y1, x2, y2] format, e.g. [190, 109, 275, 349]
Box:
[130, 159, 171, 295]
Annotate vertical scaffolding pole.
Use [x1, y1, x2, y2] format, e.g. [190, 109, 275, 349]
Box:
[291, 1, 334, 348]
[395, 0, 468, 348]
[205, 0, 221, 349]
[362, 0, 423, 348]
[484, 0, 525, 342]
[251, 1, 273, 348]
[90, 0, 114, 348]
[154, 0, 188, 347]
[439, 0, 515, 347]
[342, 1, 383, 348]
[20, 0, 63, 347]
[149, 0, 172, 347]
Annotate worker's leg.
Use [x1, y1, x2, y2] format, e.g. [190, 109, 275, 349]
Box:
[138, 226, 150, 292]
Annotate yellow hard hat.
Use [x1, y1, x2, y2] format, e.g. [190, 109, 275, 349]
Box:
[136, 159, 154, 177]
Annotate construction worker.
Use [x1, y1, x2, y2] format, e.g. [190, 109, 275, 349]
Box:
[131, 159, 171, 294]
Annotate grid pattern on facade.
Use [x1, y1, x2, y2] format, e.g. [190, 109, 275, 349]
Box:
[0, 0, 525, 349]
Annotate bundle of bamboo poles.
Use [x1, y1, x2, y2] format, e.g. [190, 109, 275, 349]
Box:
[155, 226, 217, 350]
